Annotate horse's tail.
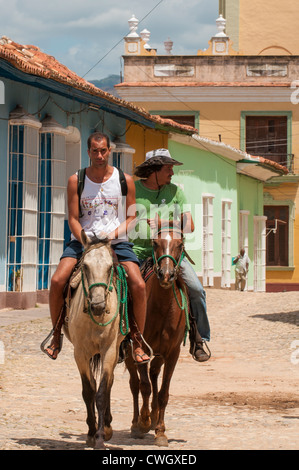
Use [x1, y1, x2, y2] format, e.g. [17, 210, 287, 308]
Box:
[90, 353, 101, 377]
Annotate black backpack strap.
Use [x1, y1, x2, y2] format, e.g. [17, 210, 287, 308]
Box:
[117, 167, 128, 196]
[77, 168, 86, 218]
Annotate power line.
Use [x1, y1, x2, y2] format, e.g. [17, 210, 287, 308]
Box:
[82, 0, 165, 79]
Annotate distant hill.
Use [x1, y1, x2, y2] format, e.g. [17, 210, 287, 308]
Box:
[89, 75, 121, 97]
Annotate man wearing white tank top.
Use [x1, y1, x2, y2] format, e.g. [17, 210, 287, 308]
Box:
[44, 132, 149, 364]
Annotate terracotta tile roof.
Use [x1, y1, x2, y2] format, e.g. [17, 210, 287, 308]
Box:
[191, 135, 288, 177]
[116, 81, 292, 87]
[0, 37, 196, 135]
[255, 156, 289, 175]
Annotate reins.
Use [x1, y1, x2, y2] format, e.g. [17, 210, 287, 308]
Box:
[151, 228, 190, 345]
[81, 243, 129, 336]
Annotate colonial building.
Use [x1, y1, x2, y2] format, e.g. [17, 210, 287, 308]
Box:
[116, 4, 299, 292]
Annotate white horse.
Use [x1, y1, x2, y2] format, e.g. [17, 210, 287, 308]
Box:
[64, 230, 125, 449]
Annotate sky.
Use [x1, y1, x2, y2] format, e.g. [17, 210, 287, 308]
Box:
[0, 0, 219, 81]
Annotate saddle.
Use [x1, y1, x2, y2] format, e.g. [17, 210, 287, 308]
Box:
[140, 257, 155, 283]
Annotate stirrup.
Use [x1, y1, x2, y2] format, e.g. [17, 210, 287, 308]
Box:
[190, 339, 211, 361]
[130, 334, 153, 365]
[40, 328, 64, 360]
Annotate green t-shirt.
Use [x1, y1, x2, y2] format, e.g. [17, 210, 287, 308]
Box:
[130, 180, 187, 260]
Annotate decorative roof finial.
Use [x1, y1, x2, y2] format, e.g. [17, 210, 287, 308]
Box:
[127, 14, 140, 38]
[215, 14, 227, 37]
[164, 38, 173, 54]
[140, 28, 151, 49]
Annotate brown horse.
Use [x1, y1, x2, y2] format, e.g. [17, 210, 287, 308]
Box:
[125, 226, 189, 447]
[63, 230, 127, 449]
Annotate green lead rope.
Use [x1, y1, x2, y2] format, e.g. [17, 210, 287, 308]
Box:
[172, 284, 190, 345]
[116, 264, 130, 336]
[82, 264, 129, 336]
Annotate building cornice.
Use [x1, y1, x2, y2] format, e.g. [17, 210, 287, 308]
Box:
[116, 83, 293, 103]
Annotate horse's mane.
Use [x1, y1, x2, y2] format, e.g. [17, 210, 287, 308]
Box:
[89, 234, 111, 246]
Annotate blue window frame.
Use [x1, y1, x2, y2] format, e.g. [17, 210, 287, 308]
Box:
[38, 133, 53, 290]
[7, 125, 24, 291]
[112, 152, 122, 168]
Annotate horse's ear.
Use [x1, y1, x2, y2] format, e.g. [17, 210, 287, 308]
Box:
[155, 213, 161, 230]
[81, 230, 91, 249]
[147, 213, 161, 233]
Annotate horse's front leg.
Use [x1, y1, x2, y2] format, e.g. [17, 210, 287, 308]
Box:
[74, 352, 97, 447]
[138, 363, 152, 434]
[94, 369, 114, 450]
[126, 356, 143, 437]
[94, 342, 119, 450]
[155, 348, 180, 447]
[149, 355, 164, 430]
[126, 356, 151, 437]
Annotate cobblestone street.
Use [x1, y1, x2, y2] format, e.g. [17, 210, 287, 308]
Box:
[0, 289, 299, 451]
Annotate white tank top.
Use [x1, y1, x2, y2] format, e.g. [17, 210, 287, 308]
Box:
[72, 167, 128, 244]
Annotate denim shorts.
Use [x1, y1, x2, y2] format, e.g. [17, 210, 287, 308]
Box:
[61, 239, 140, 265]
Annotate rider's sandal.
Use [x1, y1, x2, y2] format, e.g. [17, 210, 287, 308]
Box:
[130, 334, 153, 365]
[40, 329, 64, 360]
[133, 350, 151, 365]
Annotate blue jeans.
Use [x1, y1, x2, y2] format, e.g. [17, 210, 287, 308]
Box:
[180, 258, 210, 342]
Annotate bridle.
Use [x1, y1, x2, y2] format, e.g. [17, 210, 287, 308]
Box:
[81, 243, 114, 305]
[151, 227, 190, 344]
[152, 227, 185, 280]
[80, 242, 129, 334]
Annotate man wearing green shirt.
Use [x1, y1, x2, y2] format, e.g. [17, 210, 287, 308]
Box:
[130, 148, 211, 362]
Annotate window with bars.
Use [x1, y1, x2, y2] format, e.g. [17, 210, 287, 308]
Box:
[7, 108, 68, 292]
[221, 200, 232, 288]
[253, 216, 266, 292]
[245, 116, 290, 169]
[264, 205, 289, 266]
[38, 131, 66, 290]
[202, 195, 214, 287]
[7, 123, 40, 292]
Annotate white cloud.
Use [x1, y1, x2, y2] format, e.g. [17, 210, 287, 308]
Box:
[0, 0, 219, 79]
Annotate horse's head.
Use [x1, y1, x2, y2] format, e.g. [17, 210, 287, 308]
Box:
[81, 230, 114, 316]
[151, 227, 184, 289]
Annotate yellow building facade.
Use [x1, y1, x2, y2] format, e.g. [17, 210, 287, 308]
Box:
[220, 0, 299, 56]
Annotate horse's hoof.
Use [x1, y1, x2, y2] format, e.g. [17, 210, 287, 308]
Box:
[138, 416, 151, 434]
[155, 434, 169, 447]
[104, 426, 113, 442]
[130, 425, 146, 439]
[86, 435, 95, 448]
[94, 440, 106, 450]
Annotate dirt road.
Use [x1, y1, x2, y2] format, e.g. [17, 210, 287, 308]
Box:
[0, 289, 298, 450]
